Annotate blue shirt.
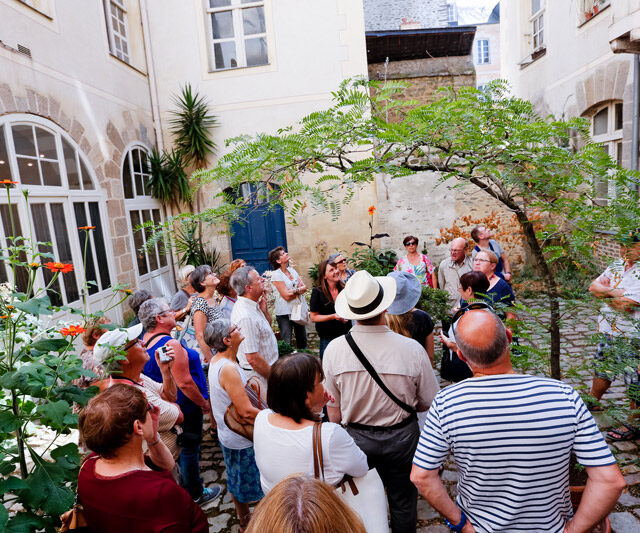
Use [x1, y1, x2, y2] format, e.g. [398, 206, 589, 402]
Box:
[143, 336, 208, 415]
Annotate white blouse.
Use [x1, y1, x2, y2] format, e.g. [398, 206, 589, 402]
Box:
[253, 409, 369, 493]
[270, 267, 301, 316]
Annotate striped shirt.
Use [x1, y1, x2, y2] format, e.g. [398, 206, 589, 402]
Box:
[231, 296, 278, 372]
[413, 374, 615, 532]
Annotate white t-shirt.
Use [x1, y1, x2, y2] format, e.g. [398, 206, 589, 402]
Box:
[596, 259, 640, 336]
[253, 409, 368, 493]
[271, 267, 301, 316]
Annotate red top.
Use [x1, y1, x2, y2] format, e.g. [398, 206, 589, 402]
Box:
[78, 455, 208, 533]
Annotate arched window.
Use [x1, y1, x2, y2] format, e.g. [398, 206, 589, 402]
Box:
[590, 101, 623, 205]
[121, 145, 170, 292]
[0, 115, 113, 308]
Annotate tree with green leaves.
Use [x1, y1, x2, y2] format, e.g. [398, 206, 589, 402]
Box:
[198, 77, 640, 380]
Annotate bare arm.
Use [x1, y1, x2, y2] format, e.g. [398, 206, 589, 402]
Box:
[425, 332, 434, 367]
[144, 404, 175, 471]
[564, 464, 625, 533]
[501, 253, 512, 282]
[156, 343, 177, 403]
[431, 271, 438, 289]
[245, 351, 271, 379]
[258, 293, 272, 324]
[220, 365, 260, 421]
[193, 310, 214, 363]
[272, 280, 299, 302]
[310, 311, 340, 323]
[410, 466, 476, 533]
[171, 342, 209, 412]
[327, 405, 342, 424]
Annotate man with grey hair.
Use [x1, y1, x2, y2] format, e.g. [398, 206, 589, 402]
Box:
[230, 266, 278, 385]
[127, 289, 153, 330]
[411, 309, 625, 533]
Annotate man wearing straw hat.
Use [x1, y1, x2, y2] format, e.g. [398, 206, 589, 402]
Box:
[323, 270, 439, 533]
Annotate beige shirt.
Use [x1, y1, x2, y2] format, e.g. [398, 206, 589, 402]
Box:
[438, 256, 473, 312]
[231, 296, 279, 371]
[323, 324, 439, 427]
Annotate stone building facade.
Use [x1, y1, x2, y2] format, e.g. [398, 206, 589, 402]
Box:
[362, 0, 449, 31]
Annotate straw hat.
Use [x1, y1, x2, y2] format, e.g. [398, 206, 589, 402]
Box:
[334, 270, 397, 320]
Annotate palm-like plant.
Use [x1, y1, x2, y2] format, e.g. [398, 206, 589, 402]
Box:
[146, 148, 191, 208]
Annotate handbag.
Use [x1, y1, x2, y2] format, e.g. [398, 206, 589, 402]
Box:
[290, 295, 310, 325]
[224, 375, 267, 441]
[58, 459, 92, 532]
[312, 422, 389, 533]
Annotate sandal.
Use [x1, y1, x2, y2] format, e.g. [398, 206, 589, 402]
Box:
[606, 422, 639, 441]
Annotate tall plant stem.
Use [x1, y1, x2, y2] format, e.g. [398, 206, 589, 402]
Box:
[12, 390, 28, 478]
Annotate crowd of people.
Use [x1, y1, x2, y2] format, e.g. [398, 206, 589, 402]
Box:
[71, 227, 635, 533]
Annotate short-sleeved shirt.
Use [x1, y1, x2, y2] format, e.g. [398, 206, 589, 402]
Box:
[309, 286, 352, 340]
[485, 278, 516, 316]
[170, 290, 191, 312]
[323, 324, 439, 426]
[413, 374, 615, 532]
[231, 297, 278, 372]
[190, 296, 223, 323]
[271, 267, 302, 316]
[438, 257, 473, 312]
[596, 259, 640, 337]
[395, 254, 435, 287]
[78, 455, 208, 533]
[472, 239, 506, 278]
[408, 309, 434, 348]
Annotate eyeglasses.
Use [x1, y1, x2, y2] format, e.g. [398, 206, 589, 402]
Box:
[157, 309, 174, 317]
[405, 241, 418, 246]
[473, 258, 491, 263]
[333, 259, 346, 265]
[124, 338, 141, 351]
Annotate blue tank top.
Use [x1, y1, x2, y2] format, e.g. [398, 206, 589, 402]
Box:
[143, 335, 208, 415]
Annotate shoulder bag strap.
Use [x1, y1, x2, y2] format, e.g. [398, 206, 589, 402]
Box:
[312, 422, 325, 481]
[143, 333, 171, 348]
[345, 332, 416, 415]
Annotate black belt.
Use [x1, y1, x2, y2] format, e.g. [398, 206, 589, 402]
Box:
[347, 412, 417, 432]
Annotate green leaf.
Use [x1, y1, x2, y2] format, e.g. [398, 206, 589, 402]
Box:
[0, 411, 22, 433]
[0, 505, 7, 532]
[0, 476, 29, 492]
[21, 461, 74, 516]
[50, 442, 80, 471]
[13, 295, 52, 316]
[35, 400, 75, 428]
[6, 510, 46, 533]
[29, 338, 72, 353]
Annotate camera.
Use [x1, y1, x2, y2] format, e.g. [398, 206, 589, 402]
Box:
[157, 345, 173, 363]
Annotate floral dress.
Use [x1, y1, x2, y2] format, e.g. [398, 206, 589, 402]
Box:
[395, 254, 435, 287]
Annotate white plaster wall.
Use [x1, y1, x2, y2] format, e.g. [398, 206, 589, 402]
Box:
[473, 22, 501, 87]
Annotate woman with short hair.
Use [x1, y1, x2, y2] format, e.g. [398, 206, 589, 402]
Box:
[77, 384, 208, 533]
[190, 264, 224, 363]
[252, 353, 367, 494]
[472, 250, 516, 321]
[206, 318, 264, 531]
[394, 235, 437, 288]
[268, 246, 307, 350]
[246, 475, 366, 533]
[171, 264, 196, 322]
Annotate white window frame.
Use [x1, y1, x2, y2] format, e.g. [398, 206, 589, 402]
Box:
[530, 0, 545, 51]
[205, 0, 269, 71]
[121, 144, 170, 284]
[447, 3, 457, 25]
[591, 101, 623, 206]
[477, 39, 490, 64]
[0, 115, 116, 309]
[104, 0, 130, 63]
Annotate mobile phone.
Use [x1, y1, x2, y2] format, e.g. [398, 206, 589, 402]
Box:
[157, 345, 173, 363]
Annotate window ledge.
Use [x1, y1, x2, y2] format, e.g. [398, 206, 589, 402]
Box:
[15, 1, 53, 20]
[518, 47, 546, 69]
[108, 52, 146, 77]
[577, 3, 610, 28]
[207, 62, 271, 75]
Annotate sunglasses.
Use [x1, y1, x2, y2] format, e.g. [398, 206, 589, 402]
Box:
[405, 241, 418, 246]
[333, 259, 346, 265]
[124, 338, 141, 351]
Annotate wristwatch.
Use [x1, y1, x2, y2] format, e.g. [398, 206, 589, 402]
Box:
[444, 511, 467, 532]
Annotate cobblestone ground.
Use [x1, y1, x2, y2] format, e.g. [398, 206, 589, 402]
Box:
[199, 299, 640, 532]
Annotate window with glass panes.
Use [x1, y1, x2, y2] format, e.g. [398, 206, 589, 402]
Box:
[206, 0, 268, 71]
[104, 0, 130, 63]
[531, 0, 544, 51]
[591, 102, 623, 206]
[0, 116, 113, 307]
[477, 39, 489, 64]
[122, 146, 168, 279]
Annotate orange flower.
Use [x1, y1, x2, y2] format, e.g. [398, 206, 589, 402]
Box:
[0, 315, 7, 319]
[44, 262, 74, 273]
[368, 205, 376, 216]
[78, 225, 95, 230]
[1, 179, 18, 185]
[60, 325, 86, 337]
[120, 288, 132, 295]
[29, 262, 39, 268]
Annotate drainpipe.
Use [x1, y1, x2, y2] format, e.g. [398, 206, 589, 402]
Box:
[632, 55, 639, 173]
[139, 0, 164, 152]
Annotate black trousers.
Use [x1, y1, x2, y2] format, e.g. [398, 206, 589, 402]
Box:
[346, 421, 419, 533]
[276, 315, 307, 350]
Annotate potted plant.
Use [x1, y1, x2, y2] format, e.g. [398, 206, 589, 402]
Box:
[568, 453, 612, 532]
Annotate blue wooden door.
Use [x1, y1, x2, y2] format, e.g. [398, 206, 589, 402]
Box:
[229, 183, 287, 274]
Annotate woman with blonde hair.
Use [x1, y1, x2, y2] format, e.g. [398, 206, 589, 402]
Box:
[246, 475, 366, 533]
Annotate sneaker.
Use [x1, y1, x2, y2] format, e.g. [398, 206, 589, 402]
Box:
[195, 485, 222, 506]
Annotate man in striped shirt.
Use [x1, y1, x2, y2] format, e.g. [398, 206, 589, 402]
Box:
[411, 310, 625, 533]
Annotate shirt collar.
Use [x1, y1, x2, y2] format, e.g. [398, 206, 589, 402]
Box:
[351, 324, 391, 333]
[448, 256, 471, 268]
[238, 296, 259, 309]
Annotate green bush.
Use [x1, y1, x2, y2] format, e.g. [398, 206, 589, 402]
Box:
[278, 340, 295, 356]
[417, 286, 451, 322]
[350, 248, 397, 277]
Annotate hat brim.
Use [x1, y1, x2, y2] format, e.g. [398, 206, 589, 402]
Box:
[335, 276, 397, 321]
[386, 273, 422, 315]
[126, 323, 143, 341]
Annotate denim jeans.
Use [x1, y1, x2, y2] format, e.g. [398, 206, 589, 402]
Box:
[276, 315, 307, 350]
[178, 409, 204, 500]
[319, 337, 332, 361]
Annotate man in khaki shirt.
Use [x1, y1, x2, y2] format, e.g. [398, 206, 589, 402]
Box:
[323, 271, 439, 533]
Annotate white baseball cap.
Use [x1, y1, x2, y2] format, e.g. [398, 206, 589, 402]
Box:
[93, 323, 143, 366]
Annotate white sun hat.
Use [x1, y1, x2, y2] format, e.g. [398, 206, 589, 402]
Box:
[334, 270, 397, 321]
[93, 323, 143, 366]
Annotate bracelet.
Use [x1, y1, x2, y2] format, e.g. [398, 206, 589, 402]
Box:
[148, 438, 161, 447]
[444, 511, 467, 532]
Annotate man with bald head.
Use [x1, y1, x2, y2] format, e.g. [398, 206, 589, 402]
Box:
[437, 237, 472, 381]
[411, 309, 624, 533]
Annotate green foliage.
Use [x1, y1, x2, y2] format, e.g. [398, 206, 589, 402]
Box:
[173, 219, 223, 269]
[308, 262, 320, 284]
[277, 340, 294, 356]
[349, 248, 397, 277]
[146, 147, 191, 205]
[417, 286, 451, 323]
[169, 84, 218, 168]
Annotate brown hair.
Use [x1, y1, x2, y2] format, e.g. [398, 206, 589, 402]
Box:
[246, 475, 366, 533]
[268, 246, 285, 269]
[460, 271, 490, 295]
[81, 316, 110, 346]
[470, 226, 483, 243]
[217, 259, 246, 298]
[386, 311, 413, 339]
[478, 250, 499, 264]
[79, 384, 148, 458]
[317, 259, 344, 301]
[402, 235, 419, 246]
[267, 353, 323, 423]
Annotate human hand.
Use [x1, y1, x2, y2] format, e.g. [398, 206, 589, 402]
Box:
[155, 345, 175, 371]
[322, 388, 335, 406]
[200, 401, 211, 414]
[186, 295, 196, 312]
[146, 403, 160, 439]
[462, 521, 477, 533]
[600, 275, 611, 287]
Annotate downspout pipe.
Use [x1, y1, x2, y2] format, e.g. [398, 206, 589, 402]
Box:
[139, 0, 163, 153]
[632, 54, 639, 172]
